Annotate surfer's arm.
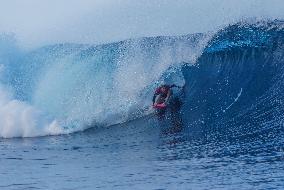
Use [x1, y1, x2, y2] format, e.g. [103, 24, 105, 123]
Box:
[164, 90, 172, 103]
[170, 84, 182, 88]
[152, 94, 157, 105]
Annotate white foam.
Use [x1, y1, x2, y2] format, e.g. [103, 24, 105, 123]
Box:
[0, 84, 64, 138]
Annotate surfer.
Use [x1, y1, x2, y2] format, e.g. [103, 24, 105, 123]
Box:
[152, 84, 181, 108]
[153, 84, 184, 132]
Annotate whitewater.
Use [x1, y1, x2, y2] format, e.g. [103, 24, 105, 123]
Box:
[0, 19, 283, 189]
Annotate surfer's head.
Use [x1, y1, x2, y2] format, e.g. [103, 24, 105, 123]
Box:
[160, 85, 167, 93]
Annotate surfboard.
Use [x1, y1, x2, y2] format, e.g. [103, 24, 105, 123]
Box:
[153, 103, 167, 109]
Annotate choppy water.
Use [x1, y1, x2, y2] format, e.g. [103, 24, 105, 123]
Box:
[0, 115, 283, 190]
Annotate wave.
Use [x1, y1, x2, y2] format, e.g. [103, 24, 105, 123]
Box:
[0, 33, 208, 137]
[0, 19, 283, 138]
[182, 20, 284, 139]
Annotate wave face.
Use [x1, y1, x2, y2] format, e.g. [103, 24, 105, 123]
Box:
[0, 33, 208, 137]
[0, 20, 283, 138]
[182, 20, 284, 140]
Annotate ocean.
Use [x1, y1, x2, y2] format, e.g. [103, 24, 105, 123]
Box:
[0, 20, 283, 189]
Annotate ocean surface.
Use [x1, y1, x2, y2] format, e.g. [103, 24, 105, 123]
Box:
[0, 20, 283, 189]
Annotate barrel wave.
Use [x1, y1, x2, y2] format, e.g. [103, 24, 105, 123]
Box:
[0, 32, 207, 137]
[0, 20, 283, 139]
[182, 20, 284, 143]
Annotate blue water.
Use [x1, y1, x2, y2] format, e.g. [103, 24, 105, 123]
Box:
[0, 20, 284, 189]
[0, 116, 283, 189]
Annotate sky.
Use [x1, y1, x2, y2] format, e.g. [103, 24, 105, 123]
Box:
[0, 0, 283, 49]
